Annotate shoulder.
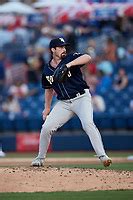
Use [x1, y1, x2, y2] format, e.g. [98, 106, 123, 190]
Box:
[66, 52, 83, 60]
[70, 52, 83, 57]
[73, 52, 82, 56]
[42, 63, 50, 73]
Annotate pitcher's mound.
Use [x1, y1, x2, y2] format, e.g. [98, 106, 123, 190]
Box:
[0, 167, 132, 192]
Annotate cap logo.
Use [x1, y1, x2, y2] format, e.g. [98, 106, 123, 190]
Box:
[59, 38, 65, 42]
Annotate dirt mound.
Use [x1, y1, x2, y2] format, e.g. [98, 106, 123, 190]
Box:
[0, 167, 132, 192]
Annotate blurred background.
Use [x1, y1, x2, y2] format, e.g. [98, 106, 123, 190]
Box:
[0, 0, 133, 156]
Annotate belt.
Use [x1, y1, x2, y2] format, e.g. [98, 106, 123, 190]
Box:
[63, 90, 85, 100]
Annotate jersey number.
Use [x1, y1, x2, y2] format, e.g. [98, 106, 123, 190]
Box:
[68, 71, 71, 77]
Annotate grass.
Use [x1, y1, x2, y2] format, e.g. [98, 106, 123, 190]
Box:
[5, 151, 133, 158]
[0, 190, 133, 200]
[54, 162, 133, 171]
[1, 163, 132, 171]
[3, 151, 133, 171]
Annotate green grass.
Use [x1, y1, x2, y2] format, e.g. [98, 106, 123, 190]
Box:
[1, 163, 132, 171]
[4, 151, 133, 171]
[5, 152, 36, 158]
[0, 190, 133, 200]
[5, 151, 133, 158]
[47, 151, 133, 158]
[54, 162, 133, 171]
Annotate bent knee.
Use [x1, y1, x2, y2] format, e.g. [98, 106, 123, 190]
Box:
[42, 122, 58, 135]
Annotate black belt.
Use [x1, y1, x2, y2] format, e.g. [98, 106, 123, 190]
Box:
[62, 90, 85, 100]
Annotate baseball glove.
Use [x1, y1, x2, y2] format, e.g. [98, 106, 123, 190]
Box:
[53, 64, 69, 83]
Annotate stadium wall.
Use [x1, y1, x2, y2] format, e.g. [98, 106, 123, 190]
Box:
[0, 133, 133, 152]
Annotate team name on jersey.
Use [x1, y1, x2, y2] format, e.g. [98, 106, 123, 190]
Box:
[46, 71, 72, 84]
[46, 75, 54, 84]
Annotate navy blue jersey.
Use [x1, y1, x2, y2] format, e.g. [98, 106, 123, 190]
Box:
[42, 53, 89, 100]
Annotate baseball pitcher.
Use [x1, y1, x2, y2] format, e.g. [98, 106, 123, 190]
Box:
[31, 37, 112, 167]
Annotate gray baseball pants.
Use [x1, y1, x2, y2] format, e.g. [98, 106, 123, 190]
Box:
[38, 89, 106, 158]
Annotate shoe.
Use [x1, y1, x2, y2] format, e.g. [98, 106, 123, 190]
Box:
[31, 157, 44, 167]
[99, 155, 112, 167]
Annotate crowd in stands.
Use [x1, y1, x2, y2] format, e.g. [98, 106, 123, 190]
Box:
[0, 8, 133, 131]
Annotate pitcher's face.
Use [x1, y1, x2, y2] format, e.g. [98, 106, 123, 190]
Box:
[52, 46, 67, 59]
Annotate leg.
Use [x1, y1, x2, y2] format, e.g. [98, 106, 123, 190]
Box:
[31, 101, 74, 166]
[72, 90, 112, 166]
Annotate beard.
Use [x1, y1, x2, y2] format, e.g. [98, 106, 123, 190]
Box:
[61, 52, 67, 59]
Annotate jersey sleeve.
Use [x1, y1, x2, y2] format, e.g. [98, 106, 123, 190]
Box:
[72, 52, 83, 59]
[41, 73, 52, 89]
[71, 53, 85, 67]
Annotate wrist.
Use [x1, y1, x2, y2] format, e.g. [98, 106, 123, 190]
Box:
[44, 107, 50, 111]
[66, 63, 71, 69]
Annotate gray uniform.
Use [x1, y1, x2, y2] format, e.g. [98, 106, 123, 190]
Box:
[38, 89, 106, 158]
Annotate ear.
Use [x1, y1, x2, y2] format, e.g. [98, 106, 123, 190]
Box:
[51, 47, 55, 53]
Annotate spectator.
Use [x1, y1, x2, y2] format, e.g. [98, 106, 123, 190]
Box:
[86, 39, 97, 75]
[117, 47, 126, 61]
[62, 25, 77, 52]
[92, 94, 106, 113]
[126, 44, 133, 64]
[0, 52, 5, 102]
[97, 60, 113, 76]
[103, 37, 117, 64]
[86, 39, 97, 60]
[130, 99, 133, 111]
[96, 70, 112, 94]
[3, 35, 26, 63]
[26, 55, 44, 84]
[8, 79, 38, 98]
[113, 68, 128, 91]
[81, 62, 98, 94]
[35, 26, 52, 62]
[0, 25, 14, 48]
[14, 24, 30, 46]
[8, 79, 29, 99]
[85, 74, 98, 94]
[117, 47, 127, 67]
[2, 94, 21, 120]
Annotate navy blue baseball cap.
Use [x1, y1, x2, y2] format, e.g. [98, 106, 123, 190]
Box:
[49, 37, 69, 49]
